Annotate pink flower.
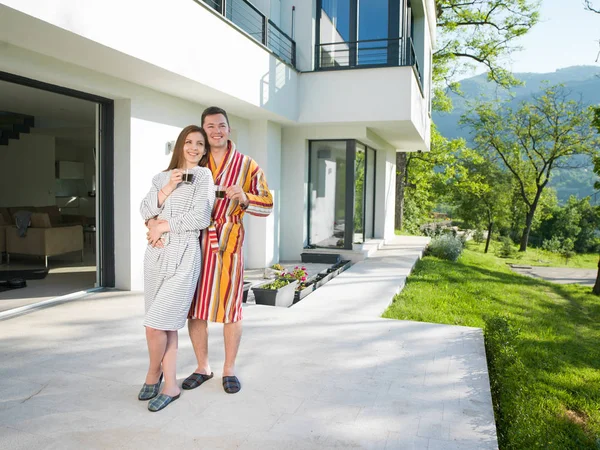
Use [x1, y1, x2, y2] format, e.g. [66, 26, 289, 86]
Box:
[301, 276, 307, 281]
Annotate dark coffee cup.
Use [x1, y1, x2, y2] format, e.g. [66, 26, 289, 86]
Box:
[215, 189, 226, 199]
[182, 173, 193, 184]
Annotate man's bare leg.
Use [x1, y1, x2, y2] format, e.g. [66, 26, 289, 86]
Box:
[223, 320, 242, 376]
[188, 318, 211, 374]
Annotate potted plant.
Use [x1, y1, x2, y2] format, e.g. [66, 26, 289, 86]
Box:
[352, 241, 364, 252]
[253, 266, 307, 307]
[263, 262, 285, 279]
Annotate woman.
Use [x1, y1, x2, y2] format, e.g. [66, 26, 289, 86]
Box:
[139, 125, 215, 412]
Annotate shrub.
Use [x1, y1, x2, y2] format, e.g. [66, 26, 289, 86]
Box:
[484, 315, 525, 448]
[560, 238, 575, 265]
[473, 229, 485, 244]
[427, 235, 464, 261]
[497, 236, 517, 258]
[541, 236, 562, 254]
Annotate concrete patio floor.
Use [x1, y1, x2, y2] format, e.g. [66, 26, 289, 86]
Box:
[0, 236, 498, 449]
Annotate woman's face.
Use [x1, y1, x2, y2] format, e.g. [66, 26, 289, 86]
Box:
[182, 131, 205, 167]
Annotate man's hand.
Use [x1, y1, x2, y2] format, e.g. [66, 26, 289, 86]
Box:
[146, 227, 163, 247]
[146, 219, 168, 247]
[226, 185, 248, 206]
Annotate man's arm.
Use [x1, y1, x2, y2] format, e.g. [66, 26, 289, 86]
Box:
[243, 164, 273, 217]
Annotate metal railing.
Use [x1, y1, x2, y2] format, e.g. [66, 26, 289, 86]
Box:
[200, 0, 296, 67]
[317, 37, 422, 83]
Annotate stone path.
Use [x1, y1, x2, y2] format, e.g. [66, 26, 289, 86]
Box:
[0, 236, 498, 449]
[511, 266, 597, 287]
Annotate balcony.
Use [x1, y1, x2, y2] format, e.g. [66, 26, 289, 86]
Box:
[200, 0, 296, 67]
[316, 37, 422, 87]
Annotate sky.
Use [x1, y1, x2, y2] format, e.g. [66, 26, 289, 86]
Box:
[502, 0, 600, 74]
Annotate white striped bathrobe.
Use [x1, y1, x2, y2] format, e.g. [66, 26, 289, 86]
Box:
[140, 167, 215, 330]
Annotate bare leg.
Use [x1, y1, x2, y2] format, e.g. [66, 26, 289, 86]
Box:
[145, 326, 167, 384]
[188, 319, 211, 374]
[223, 320, 242, 376]
[160, 330, 180, 397]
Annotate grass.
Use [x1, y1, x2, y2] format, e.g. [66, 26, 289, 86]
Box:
[467, 240, 598, 269]
[383, 244, 600, 449]
[394, 229, 419, 236]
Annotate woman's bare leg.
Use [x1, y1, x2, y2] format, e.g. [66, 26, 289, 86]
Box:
[145, 326, 167, 384]
[160, 330, 181, 397]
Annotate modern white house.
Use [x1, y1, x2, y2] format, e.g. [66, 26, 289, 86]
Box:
[0, 0, 435, 292]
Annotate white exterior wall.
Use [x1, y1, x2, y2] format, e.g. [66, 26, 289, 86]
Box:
[243, 120, 281, 269]
[299, 67, 414, 123]
[0, 0, 298, 122]
[0, 0, 434, 290]
[374, 147, 397, 241]
[280, 0, 316, 72]
[280, 129, 309, 261]
[0, 43, 264, 290]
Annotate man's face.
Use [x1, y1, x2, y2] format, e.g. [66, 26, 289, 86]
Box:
[203, 114, 230, 149]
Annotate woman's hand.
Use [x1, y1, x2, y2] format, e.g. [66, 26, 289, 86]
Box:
[226, 185, 249, 206]
[166, 169, 183, 192]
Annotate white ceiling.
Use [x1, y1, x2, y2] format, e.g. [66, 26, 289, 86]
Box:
[0, 79, 96, 128]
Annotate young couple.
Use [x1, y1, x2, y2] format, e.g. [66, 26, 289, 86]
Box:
[139, 107, 273, 412]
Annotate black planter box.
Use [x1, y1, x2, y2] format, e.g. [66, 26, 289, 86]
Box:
[242, 281, 252, 303]
[314, 272, 334, 289]
[293, 282, 316, 303]
[300, 253, 341, 264]
[252, 280, 298, 307]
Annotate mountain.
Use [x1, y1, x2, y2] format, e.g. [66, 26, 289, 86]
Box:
[433, 66, 600, 204]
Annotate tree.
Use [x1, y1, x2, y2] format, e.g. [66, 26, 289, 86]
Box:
[585, 0, 600, 14]
[585, 0, 600, 62]
[399, 127, 457, 233]
[449, 149, 512, 253]
[399, 0, 540, 231]
[463, 85, 600, 251]
[589, 105, 600, 295]
[433, 0, 540, 111]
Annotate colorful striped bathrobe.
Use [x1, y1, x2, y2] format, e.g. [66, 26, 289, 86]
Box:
[189, 141, 273, 323]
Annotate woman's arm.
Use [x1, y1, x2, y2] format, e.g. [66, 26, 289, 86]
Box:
[140, 173, 166, 220]
[154, 169, 215, 235]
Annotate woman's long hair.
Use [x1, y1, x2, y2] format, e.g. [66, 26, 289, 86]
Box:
[165, 125, 210, 170]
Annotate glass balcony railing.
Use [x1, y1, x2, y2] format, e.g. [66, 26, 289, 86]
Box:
[199, 0, 296, 67]
[316, 37, 422, 85]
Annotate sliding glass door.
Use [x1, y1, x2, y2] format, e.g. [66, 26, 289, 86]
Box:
[308, 140, 376, 249]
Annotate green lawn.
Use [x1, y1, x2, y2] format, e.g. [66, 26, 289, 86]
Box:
[383, 245, 600, 449]
[469, 241, 598, 269]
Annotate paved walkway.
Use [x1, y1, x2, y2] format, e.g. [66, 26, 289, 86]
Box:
[511, 266, 597, 287]
[0, 236, 498, 450]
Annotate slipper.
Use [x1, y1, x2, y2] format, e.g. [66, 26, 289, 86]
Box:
[182, 372, 214, 390]
[222, 375, 241, 394]
[138, 373, 163, 401]
[148, 393, 180, 412]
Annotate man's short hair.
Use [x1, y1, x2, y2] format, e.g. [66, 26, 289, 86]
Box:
[202, 106, 230, 127]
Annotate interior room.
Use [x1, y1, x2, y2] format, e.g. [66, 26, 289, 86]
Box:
[0, 80, 98, 311]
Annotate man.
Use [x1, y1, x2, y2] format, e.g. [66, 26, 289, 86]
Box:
[182, 106, 273, 394]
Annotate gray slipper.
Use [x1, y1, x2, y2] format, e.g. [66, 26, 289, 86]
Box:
[138, 373, 163, 401]
[182, 372, 214, 390]
[148, 393, 180, 412]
